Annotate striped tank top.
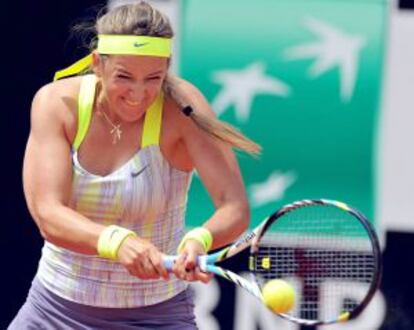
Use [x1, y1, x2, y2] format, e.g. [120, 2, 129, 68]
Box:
[36, 75, 192, 308]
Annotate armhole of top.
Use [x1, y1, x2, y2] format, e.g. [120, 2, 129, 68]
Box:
[141, 92, 164, 148]
[72, 74, 97, 151]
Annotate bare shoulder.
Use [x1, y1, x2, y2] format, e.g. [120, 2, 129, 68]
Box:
[170, 76, 215, 117]
[163, 76, 216, 132]
[31, 76, 83, 140]
[161, 77, 216, 171]
[163, 76, 216, 143]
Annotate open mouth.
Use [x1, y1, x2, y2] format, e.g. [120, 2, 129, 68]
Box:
[123, 98, 140, 107]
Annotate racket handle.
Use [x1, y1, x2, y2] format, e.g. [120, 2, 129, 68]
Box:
[163, 255, 178, 271]
[162, 255, 209, 272]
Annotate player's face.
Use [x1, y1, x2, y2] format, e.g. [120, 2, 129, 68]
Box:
[95, 54, 168, 122]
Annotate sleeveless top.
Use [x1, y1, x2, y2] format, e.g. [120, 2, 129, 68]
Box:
[36, 74, 192, 308]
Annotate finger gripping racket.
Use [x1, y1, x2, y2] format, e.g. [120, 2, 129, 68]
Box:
[163, 199, 382, 326]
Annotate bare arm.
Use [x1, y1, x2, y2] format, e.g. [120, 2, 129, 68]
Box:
[23, 83, 105, 254]
[23, 83, 168, 280]
[169, 80, 250, 283]
[179, 82, 250, 249]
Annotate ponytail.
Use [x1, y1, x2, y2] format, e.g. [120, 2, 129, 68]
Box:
[163, 75, 261, 156]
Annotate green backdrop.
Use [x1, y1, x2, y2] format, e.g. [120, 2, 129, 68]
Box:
[180, 0, 388, 230]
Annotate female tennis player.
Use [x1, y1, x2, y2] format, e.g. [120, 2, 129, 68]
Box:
[8, 1, 260, 329]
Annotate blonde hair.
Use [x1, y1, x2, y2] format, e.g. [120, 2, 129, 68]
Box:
[94, 1, 261, 155]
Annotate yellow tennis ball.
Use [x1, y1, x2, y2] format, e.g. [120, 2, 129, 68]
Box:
[262, 279, 295, 314]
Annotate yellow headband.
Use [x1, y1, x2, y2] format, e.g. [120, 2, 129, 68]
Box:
[53, 34, 172, 81]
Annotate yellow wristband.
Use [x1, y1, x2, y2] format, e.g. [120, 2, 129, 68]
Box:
[97, 225, 137, 260]
[177, 227, 213, 253]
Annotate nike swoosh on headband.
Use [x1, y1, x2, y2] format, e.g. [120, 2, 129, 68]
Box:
[134, 42, 149, 48]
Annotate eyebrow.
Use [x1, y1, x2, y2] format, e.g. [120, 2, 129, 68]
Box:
[146, 70, 164, 76]
[115, 67, 164, 77]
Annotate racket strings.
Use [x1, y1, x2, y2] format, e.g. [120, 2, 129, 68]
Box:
[252, 204, 377, 322]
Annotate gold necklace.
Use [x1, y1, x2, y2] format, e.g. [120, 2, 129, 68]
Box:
[99, 110, 122, 144]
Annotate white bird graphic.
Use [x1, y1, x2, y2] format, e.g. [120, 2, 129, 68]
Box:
[284, 16, 366, 103]
[211, 62, 291, 123]
[249, 171, 297, 207]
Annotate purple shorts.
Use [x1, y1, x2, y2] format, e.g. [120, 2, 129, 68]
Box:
[8, 277, 197, 330]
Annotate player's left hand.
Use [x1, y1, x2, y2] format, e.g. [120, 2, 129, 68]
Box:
[172, 240, 213, 283]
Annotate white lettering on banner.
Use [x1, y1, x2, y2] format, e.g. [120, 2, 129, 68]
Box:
[192, 275, 386, 330]
[192, 280, 221, 330]
[319, 281, 386, 330]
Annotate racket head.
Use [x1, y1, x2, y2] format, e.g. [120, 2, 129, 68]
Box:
[249, 199, 382, 326]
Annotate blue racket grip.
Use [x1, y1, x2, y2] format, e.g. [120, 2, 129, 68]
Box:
[162, 255, 210, 272]
[163, 255, 178, 271]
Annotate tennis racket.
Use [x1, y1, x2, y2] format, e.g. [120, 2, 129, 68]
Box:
[163, 199, 382, 326]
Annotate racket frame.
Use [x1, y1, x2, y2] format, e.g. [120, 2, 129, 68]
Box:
[163, 199, 382, 326]
[249, 199, 382, 325]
